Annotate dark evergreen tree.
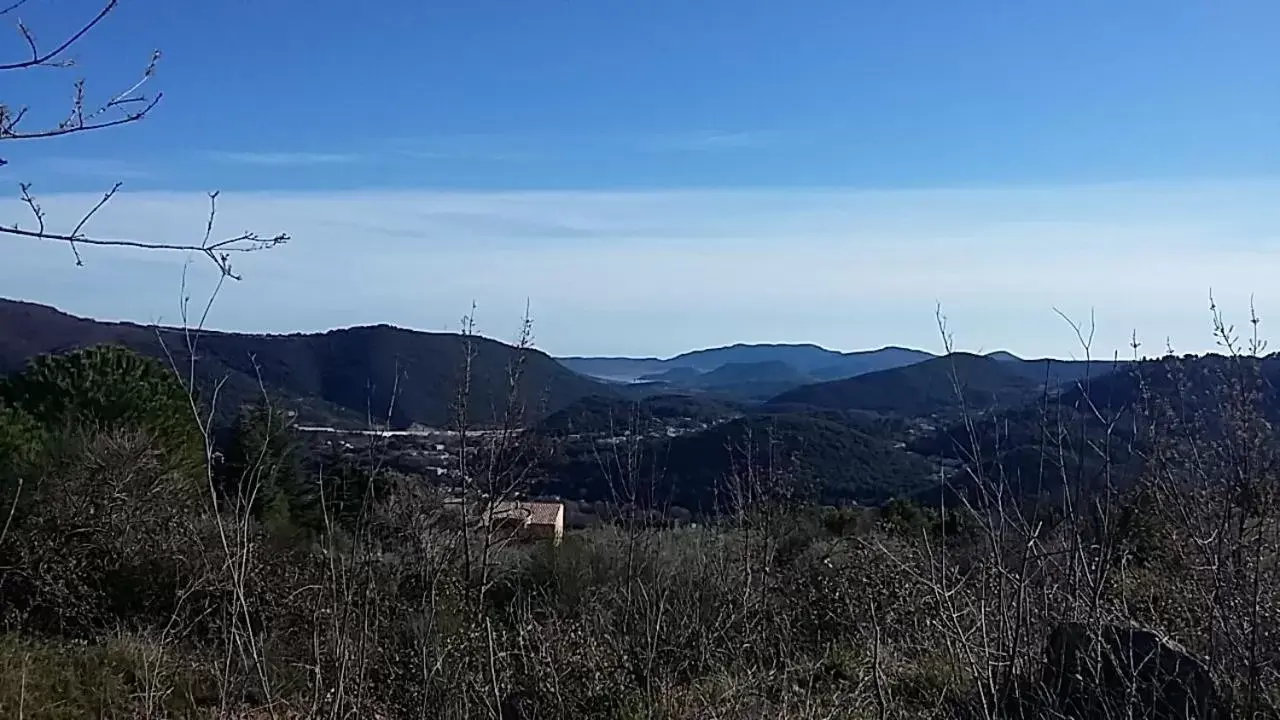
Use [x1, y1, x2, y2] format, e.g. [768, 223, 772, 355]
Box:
[313, 450, 388, 534]
[0, 401, 45, 513]
[220, 400, 310, 535]
[0, 345, 204, 480]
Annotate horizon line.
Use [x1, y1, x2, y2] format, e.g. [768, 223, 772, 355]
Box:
[0, 296, 1227, 364]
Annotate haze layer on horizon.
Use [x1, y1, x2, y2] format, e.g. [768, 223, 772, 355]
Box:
[5, 180, 1279, 360]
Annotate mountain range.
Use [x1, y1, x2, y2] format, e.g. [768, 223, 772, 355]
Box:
[4, 297, 1246, 511]
[0, 299, 605, 428]
[0, 298, 1127, 429]
[561, 341, 1116, 406]
[558, 343, 936, 383]
[766, 352, 1120, 418]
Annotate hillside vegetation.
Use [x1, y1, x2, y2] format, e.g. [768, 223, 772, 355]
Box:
[536, 411, 937, 510]
[538, 393, 742, 435]
[0, 299, 609, 428]
[909, 352, 1278, 505]
[659, 413, 939, 507]
[1, 335, 1278, 718]
[768, 352, 1044, 418]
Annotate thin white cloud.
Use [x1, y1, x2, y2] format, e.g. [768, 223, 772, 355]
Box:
[206, 151, 362, 166]
[383, 134, 536, 162]
[40, 157, 152, 179]
[4, 180, 1280, 358]
[379, 130, 781, 160]
[641, 130, 780, 152]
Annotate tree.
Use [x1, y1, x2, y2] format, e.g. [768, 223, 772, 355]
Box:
[0, 401, 44, 524]
[0, 401, 42, 471]
[314, 450, 390, 535]
[1, 0, 287, 278]
[219, 399, 308, 534]
[0, 344, 204, 478]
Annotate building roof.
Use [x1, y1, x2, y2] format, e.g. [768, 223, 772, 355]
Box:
[490, 500, 564, 526]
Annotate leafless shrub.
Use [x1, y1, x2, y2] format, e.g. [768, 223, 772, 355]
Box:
[1, 0, 287, 277]
[8, 281, 1280, 718]
[855, 298, 1280, 720]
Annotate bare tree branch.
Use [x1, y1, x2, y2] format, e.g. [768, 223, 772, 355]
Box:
[0, 3, 160, 164]
[0, 0, 117, 70]
[0, 50, 161, 154]
[5, 186, 289, 279]
[1, 3, 284, 278]
[0, 0, 36, 17]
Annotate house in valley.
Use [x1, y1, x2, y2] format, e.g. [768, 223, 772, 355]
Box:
[488, 500, 565, 545]
[442, 497, 566, 546]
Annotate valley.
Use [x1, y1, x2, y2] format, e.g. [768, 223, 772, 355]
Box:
[3, 1, 1274, 714]
[1, 297, 1137, 515]
[5, 297, 1277, 717]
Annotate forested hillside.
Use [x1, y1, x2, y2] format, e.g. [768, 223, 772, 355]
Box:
[768, 352, 1041, 418]
[3, 340, 1278, 717]
[0, 299, 609, 427]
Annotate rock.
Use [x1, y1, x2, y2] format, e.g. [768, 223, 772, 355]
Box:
[1045, 621, 1222, 719]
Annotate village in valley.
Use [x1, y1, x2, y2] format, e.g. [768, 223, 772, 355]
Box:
[293, 416, 718, 545]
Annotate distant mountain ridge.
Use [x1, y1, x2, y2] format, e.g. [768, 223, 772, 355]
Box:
[695, 360, 807, 386]
[3, 298, 1127, 432]
[0, 298, 611, 428]
[556, 344, 1112, 405]
[766, 352, 1122, 419]
[767, 353, 1038, 418]
[558, 343, 937, 385]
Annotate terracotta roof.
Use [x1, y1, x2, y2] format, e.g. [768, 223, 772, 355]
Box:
[490, 500, 564, 526]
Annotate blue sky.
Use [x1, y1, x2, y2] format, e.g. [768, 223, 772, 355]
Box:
[4, 0, 1280, 357]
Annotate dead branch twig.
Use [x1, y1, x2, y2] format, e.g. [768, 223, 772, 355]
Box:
[0, 0, 117, 70]
[4, 188, 289, 278]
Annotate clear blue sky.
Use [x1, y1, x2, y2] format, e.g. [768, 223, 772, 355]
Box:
[4, 0, 1280, 357]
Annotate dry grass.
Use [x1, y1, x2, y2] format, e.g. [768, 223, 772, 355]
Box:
[1, 310, 1279, 718]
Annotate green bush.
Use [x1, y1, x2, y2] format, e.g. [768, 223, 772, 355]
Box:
[219, 400, 308, 534]
[0, 633, 209, 719]
[0, 345, 204, 480]
[0, 402, 44, 495]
